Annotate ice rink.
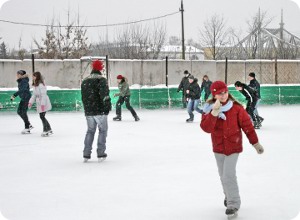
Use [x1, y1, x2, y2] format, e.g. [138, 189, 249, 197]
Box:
[0, 105, 300, 220]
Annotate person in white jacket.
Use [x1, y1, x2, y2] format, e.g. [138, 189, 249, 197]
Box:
[28, 71, 53, 136]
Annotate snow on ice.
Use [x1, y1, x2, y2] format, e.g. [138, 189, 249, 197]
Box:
[0, 105, 300, 220]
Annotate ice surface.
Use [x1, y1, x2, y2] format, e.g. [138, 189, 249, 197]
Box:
[0, 106, 300, 220]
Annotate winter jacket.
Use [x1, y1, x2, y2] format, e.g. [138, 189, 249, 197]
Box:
[248, 79, 261, 99]
[115, 79, 130, 97]
[186, 79, 201, 100]
[239, 83, 258, 103]
[177, 74, 191, 93]
[13, 74, 31, 102]
[200, 80, 212, 95]
[200, 100, 258, 156]
[29, 83, 52, 113]
[81, 72, 111, 116]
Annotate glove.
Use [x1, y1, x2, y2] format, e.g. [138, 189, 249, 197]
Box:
[10, 95, 15, 101]
[253, 142, 264, 154]
[211, 99, 221, 117]
[41, 105, 45, 112]
[28, 103, 32, 108]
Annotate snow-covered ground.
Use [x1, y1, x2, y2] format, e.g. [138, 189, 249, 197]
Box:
[0, 106, 299, 220]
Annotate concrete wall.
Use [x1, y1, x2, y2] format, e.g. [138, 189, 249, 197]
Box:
[1, 59, 300, 88]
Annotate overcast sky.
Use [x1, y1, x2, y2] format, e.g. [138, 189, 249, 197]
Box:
[1, 0, 300, 49]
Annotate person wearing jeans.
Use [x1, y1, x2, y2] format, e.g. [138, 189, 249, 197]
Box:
[185, 75, 202, 122]
[81, 60, 111, 162]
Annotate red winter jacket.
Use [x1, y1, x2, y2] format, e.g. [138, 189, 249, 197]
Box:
[200, 101, 258, 156]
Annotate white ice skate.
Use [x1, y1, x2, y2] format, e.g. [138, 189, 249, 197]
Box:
[83, 158, 89, 163]
[41, 130, 53, 137]
[226, 208, 238, 219]
[21, 125, 34, 134]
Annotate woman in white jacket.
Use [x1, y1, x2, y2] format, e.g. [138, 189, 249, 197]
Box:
[28, 71, 53, 136]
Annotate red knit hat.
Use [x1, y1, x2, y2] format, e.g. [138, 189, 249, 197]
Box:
[210, 81, 228, 96]
[92, 60, 104, 71]
[117, 75, 123, 79]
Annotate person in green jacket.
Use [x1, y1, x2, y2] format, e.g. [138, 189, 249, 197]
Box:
[113, 75, 140, 121]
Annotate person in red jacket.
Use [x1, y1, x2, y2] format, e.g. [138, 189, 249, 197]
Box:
[200, 81, 264, 218]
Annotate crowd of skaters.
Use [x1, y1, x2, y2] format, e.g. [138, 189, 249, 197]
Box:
[10, 60, 265, 218]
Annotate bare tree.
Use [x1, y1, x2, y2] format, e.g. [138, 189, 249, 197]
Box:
[0, 41, 8, 59]
[199, 14, 230, 60]
[33, 9, 90, 59]
[93, 22, 166, 59]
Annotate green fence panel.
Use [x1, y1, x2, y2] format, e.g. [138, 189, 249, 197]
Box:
[278, 86, 300, 104]
[140, 88, 169, 109]
[1, 85, 300, 112]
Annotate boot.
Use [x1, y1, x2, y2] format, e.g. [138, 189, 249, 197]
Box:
[113, 115, 122, 121]
[134, 115, 140, 121]
[186, 118, 194, 123]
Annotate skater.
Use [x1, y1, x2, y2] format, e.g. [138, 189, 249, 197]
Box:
[113, 75, 139, 121]
[177, 70, 191, 108]
[28, 71, 52, 136]
[200, 75, 213, 102]
[186, 75, 202, 122]
[10, 70, 33, 134]
[248, 72, 264, 125]
[81, 60, 111, 162]
[234, 81, 261, 129]
[200, 81, 264, 218]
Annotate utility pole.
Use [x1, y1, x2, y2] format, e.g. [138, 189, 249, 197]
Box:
[180, 0, 185, 60]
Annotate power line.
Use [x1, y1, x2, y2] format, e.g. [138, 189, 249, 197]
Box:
[0, 11, 179, 28]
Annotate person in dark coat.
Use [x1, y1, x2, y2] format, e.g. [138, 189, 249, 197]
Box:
[186, 75, 202, 122]
[234, 81, 261, 129]
[200, 75, 213, 101]
[10, 70, 33, 134]
[113, 75, 140, 122]
[201, 80, 264, 217]
[81, 60, 111, 162]
[177, 70, 191, 108]
[248, 72, 264, 124]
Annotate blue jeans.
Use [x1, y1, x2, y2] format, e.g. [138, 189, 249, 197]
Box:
[254, 99, 260, 116]
[187, 99, 202, 119]
[83, 115, 108, 159]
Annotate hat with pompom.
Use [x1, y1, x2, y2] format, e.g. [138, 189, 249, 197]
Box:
[210, 81, 228, 96]
[92, 60, 104, 71]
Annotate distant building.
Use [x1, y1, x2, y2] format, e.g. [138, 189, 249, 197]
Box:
[159, 45, 204, 60]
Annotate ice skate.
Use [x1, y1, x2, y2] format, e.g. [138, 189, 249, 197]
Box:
[226, 208, 238, 219]
[113, 116, 122, 121]
[21, 125, 34, 134]
[134, 115, 140, 121]
[41, 130, 53, 137]
[83, 158, 90, 163]
[186, 118, 193, 123]
[98, 153, 107, 162]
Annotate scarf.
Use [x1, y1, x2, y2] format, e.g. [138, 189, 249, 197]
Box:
[202, 100, 233, 120]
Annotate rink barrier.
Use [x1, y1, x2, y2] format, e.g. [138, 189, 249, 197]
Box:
[1, 85, 300, 111]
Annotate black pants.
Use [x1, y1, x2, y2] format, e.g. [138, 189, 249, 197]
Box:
[17, 100, 30, 129]
[39, 112, 52, 132]
[182, 94, 187, 108]
[246, 100, 259, 122]
[116, 96, 137, 117]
